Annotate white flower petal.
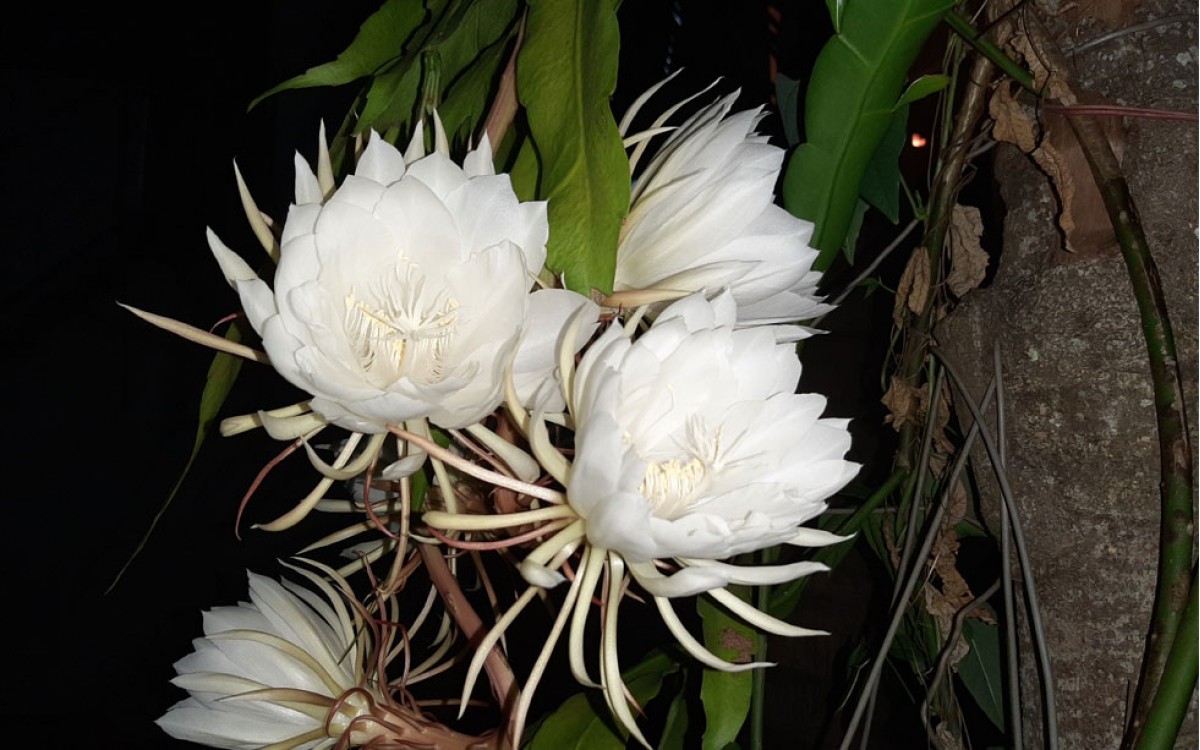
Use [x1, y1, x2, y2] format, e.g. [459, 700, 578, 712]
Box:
[157, 697, 317, 749]
[512, 289, 600, 412]
[206, 229, 278, 334]
[462, 135, 496, 177]
[293, 152, 323, 206]
[354, 131, 408, 185]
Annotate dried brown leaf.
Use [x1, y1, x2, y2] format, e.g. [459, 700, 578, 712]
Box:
[894, 246, 930, 328]
[934, 722, 964, 750]
[989, 81, 1039, 152]
[932, 386, 956, 459]
[946, 205, 989, 296]
[1037, 113, 1123, 258]
[882, 376, 924, 431]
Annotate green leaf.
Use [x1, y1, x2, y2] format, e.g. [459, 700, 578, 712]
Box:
[775, 74, 803, 148]
[107, 324, 245, 593]
[958, 618, 1005, 730]
[435, 27, 514, 146]
[358, 0, 519, 136]
[359, 63, 424, 135]
[658, 680, 691, 750]
[698, 591, 755, 750]
[525, 650, 678, 749]
[508, 133, 542, 201]
[826, 0, 846, 31]
[517, 0, 628, 296]
[782, 0, 953, 269]
[858, 104, 909, 224]
[250, 0, 427, 110]
[894, 73, 950, 109]
[841, 198, 870, 264]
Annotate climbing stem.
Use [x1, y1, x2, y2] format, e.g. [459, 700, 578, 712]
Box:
[1066, 106, 1196, 749]
[943, 11, 1034, 91]
[1134, 566, 1197, 750]
[894, 51, 995, 468]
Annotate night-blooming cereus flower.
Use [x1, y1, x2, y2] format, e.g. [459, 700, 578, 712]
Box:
[569, 290, 859, 592]
[422, 292, 857, 747]
[158, 568, 496, 750]
[208, 124, 549, 433]
[613, 81, 830, 327]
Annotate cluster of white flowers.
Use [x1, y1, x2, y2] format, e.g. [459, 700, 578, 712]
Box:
[153, 85, 858, 749]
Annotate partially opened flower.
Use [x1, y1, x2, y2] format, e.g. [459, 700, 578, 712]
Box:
[613, 82, 830, 326]
[157, 569, 377, 749]
[158, 569, 496, 750]
[208, 124, 549, 433]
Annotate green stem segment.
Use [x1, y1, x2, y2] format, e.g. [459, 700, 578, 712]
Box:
[943, 12, 1034, 91]
[1068, 109, 1196, 747]
[1134, 567, 1198, 750]
[750, 578, 769, 750]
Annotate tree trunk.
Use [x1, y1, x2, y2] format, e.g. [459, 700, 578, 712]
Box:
[936, 2, 1198, 747]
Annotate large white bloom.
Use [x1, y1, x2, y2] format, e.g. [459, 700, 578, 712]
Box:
[208, 128, 548, 432]
[157, 570, 376, 750]
[420, 293, 857, 747]
[568, 291, 859, 596]
[615, 85, 829, 326]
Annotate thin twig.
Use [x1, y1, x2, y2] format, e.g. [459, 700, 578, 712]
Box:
[894, 52, 996, 468]
[1065, 14, 1196, 55]
[920, 579, 1003, 738]
[995, 341, 1024, 750]
[938, 354, 1059, 750]
[1042, 103, 1198, 122]
[839, 378, 998, 750]
[814, 218, 921, 328]
[893, 369, 947, 606]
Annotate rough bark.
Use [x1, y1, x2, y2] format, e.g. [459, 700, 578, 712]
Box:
[936, 2, 1198, 747]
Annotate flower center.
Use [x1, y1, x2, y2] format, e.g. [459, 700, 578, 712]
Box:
[343, 262, 459, 388]
[640, 457, 708, 520]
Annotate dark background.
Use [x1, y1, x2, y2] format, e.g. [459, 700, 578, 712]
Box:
[2, 2, 920, 747]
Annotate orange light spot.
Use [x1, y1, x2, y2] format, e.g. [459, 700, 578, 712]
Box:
[910, 133, 928, 148]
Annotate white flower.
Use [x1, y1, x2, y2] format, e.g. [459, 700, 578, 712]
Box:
[568, 291, 859, 597]
[420, 292, 857, 748]
[614, 84, 830, 326]
[208, 126, 549, 432]
[157, 570, 377, 750]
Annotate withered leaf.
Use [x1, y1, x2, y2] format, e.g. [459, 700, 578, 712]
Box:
[947, 204, 989, 297]
[893, 246, 931, 328]
[989, 81, 1038, 153]
[882, 375, 923, 431]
